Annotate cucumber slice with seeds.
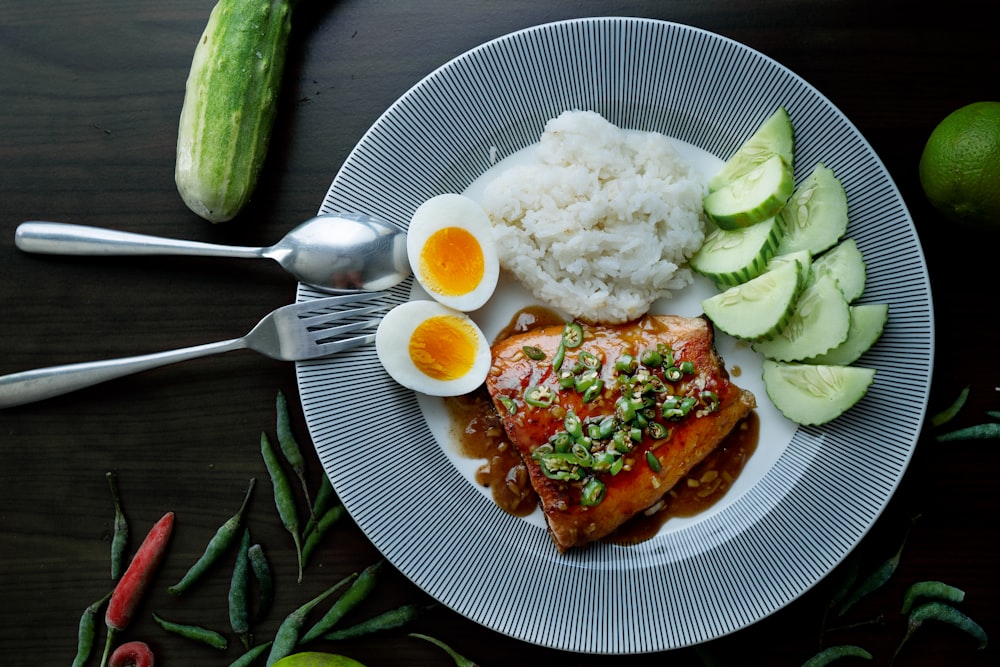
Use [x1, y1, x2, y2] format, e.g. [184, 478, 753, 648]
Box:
[768, 249, 812, 284]
[776, 163, 849, 256]
[753, 273, 850, 360]
[690, 217, 784, 288]
[806, 303, 888, 365]
[708, 108, 795, 192]
[701, 258, 804, 341]
[810, 238, 866, 302]
[704, 154, 795, 230]
[763, 360, 875, 425]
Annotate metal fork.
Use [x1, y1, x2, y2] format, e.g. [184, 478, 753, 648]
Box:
[0, 293, 385, 409]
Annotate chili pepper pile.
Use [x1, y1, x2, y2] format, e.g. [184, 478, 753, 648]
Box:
[69, 390, 454, 667]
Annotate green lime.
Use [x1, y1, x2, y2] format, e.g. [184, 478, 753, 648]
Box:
[918, 101, 1000, 230]
[272, 653, 367, 667]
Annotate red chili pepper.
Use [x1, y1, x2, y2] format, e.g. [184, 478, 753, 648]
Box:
[100, 512, 174, 667]
[108, 641, 155, 667]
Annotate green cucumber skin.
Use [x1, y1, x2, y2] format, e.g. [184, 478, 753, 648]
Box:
[691, 217, 784, 288]
[176, 0, 293, 223]
[762, 360, 875, 426]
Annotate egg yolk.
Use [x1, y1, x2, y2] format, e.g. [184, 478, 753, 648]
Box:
[418, 227, 484, 296]
[408, 315, 479, 381]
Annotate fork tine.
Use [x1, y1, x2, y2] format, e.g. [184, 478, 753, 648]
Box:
[307, 314, 379, 344]
[299, 303, 386, 329]
[291, 292, 385, 315]
[312, 332, 377, 358]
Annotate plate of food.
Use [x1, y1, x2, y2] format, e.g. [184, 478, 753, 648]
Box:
[295, 17, 932, 654]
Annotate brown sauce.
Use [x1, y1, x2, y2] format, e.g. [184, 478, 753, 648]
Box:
[443, 307, 760, 543]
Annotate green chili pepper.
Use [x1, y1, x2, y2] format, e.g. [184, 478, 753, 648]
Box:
[265, 574, 357, 666]
[302, 476, 337, 543]
[302, 504, 346, 566]
[168, 478, 256, 595]
[524, 385, 555, 408]
[106, 472, 128, 581]
[901, 580, 966, 614]
[936, 422, 1000, 441]
[152, 612, 228, 650]
[578, 350, 602, 370]
[301, 560, 384, 644]
[561, 322, 584, 348]
[640, 348, 662, 367]
[988, 410, 1000, 420]
[893, 601, 988, 661]
[838, 516, 916, 616]
[410, 633, 478, 667]
[521, 345, 546, 361]
[323, 603, 431, 641]
[645, 450, 662, 473]
[261, 432, 304, 583]
[276, 389, 313, 515]
[497, 395, 517, 415]
[228, 641, 272, 667]
[248, 543, 274, 622]
[552, 341, 566, 373]
[580, 478, 606, 507]
[801, 644, 872, 666]
[229, 528, 252, 649]
[615, 354, 637, 374]
[931, 384, 970, 426]
[71, 590, 112, 667]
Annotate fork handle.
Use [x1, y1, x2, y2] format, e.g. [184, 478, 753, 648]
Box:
[0, 338, 246, 408]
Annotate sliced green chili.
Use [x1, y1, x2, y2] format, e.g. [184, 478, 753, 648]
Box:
[265, 573, 357, 666]
[640, 347, 662, 367]
[106, 472, 128, 581]
[580, 477, 606, 506]
[801, 644, 872, 666]
[152, 612, 228, 650]
[521, 345, 546, 361]
[301, 560, 384, 644]
[578, 350, 602, 370]
[615, 354, 637, 374]
[261, 432, 304, 583]
[936, 422, 1000, 442]
[552, 342, 566, 373]
[524, 385, 555, 408]
[227, 642, 272, 667]
[168, 477, 256, 595]
[302, 503, 346, 565]
[248, 543, 274, 623]
[409, 633, 478, 667]
[276, 390, 312, 516]
[228, 528, 252, 649]
[931, 384, 970, 427]
[645, 451, 662, 472]
[323, 603, 431, 641]
[901, 580, 966, 614]
[71, 590, 112, 667]
[497, 395, 517, 415]
[561, 322, 584, 348]
[893, 601, 988, 661]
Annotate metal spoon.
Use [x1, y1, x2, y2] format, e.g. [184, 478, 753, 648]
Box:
[15, 213, 411, 293]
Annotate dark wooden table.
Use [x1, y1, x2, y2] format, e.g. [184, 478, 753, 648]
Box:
[2, 1, 998, 665]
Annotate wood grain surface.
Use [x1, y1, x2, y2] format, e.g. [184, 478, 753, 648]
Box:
[1, 1, 998, 665]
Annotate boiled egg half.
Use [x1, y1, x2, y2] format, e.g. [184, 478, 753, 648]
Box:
[406, 193, 499, 312]
[375, 300, 491, 396]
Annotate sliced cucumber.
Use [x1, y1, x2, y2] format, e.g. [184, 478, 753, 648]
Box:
[776, 163, 849, 256]
[701, 258, 804, 341]
[690, 217, 784, 288]
[708, 108, 795, 192]
[703, 154, 795, 230]
[762, 360, 875, 425]
[768, 249, 812, 284]
[810, 238, 866, 302]
[806, 303, 888, 365]
[753, 273, 850, 360]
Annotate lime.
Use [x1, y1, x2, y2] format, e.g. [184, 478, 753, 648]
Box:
[272, 653, 367, 667]
[918, 101, 1000, 230]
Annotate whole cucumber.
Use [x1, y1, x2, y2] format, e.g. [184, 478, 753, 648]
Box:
[175, 0, 294, 223]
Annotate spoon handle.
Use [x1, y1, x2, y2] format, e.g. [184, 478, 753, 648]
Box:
[15, 221, 262, 259]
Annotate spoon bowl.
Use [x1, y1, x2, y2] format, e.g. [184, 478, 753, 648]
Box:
[15, 213, 411, 293]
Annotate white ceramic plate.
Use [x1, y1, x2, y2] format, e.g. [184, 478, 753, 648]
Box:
[296, 18, 933, 654]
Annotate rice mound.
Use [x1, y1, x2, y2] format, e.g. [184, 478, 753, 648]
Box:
[481, 110, 706, 324]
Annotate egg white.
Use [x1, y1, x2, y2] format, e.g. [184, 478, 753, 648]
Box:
[406, 193, 500, 312]
[375, 300, 491, 397]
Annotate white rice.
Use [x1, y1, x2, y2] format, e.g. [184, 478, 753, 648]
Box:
[481, 110, 706, 324]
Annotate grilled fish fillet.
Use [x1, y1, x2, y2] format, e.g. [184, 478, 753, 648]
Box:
[486, 314, 755, 552]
